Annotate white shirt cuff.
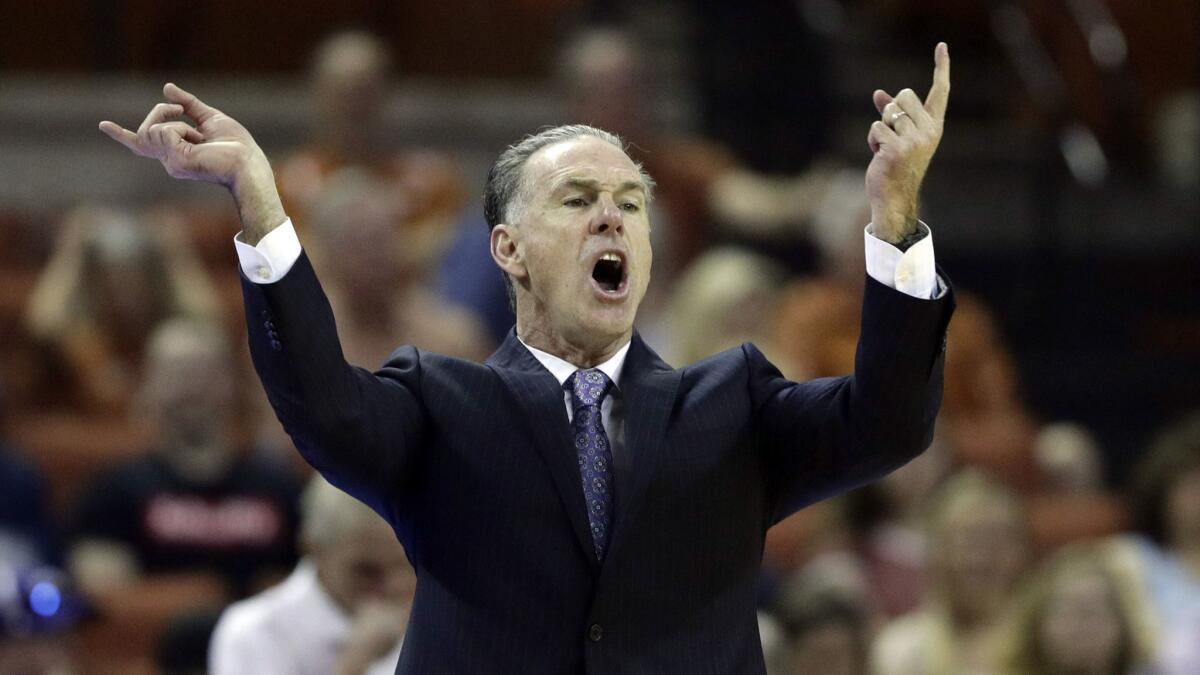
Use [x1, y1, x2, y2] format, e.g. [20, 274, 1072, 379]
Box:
[864, 221, 940, 299]
[234, 219, 302, 284]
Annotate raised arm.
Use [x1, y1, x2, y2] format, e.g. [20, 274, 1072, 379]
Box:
[100, 86, 425, 519]
[758, 44, 956, 519]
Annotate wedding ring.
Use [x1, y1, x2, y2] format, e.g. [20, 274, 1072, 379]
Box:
[889, 110, 910, 125]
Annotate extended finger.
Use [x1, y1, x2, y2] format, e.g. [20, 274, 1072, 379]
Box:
[163, 83, 219, 124]
[925, 42, 951, 120]
[893, 88, 932, 131]
[98, 121, 144, 155]
[137, 102, 185, 136]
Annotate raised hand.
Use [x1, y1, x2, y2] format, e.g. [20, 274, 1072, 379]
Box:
[865, 42, 951, 244]
[100, 84, 285, 242]
[100, 83, 262, 187]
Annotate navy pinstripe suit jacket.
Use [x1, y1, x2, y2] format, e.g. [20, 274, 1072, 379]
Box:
[241, 253, 954, 674]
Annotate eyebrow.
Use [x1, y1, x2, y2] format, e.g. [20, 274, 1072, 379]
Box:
[558, 177, 647, 197]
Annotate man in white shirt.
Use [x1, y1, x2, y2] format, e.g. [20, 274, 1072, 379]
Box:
[209, 476, 414, 675]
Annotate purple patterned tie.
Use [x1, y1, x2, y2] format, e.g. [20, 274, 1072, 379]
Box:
[566, 369, 615, 561]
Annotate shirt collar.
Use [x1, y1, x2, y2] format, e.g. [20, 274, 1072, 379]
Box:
[517, 336, 631, 391]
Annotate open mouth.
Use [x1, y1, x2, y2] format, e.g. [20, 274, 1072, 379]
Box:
[591, 252, 627, 296]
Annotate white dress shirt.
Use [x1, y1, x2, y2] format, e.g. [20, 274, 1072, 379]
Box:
[520, 338, 630, 460]
[208, 561, 401, 675]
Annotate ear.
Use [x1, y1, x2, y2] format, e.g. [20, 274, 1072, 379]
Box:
[490, 224, 527, 280]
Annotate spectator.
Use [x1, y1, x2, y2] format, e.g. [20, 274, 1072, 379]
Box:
[1000, 543, 1158, 675]
[665, 246, 785, 366]
[1117, 413, 1200, 674]
[306, 168, 492, 366]
[209, 475, 414, 675]
[68, 319, 301, 598]
[872, 470, 1032, 675]
[1032, 423, 1106, 495]
[276, 30, 464, 268]
[772, 583, 871, 675]
[24, 205, 218, 413]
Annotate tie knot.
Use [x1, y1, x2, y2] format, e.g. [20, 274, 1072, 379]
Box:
[566, 369, 613, 409]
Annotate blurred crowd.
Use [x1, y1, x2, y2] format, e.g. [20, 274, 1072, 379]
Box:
[1, 3, 1197, 674]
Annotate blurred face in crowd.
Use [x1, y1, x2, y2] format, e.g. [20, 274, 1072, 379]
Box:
[86, 218, 168, 338]
[322, 196, 405, 300]
[312, 33, 388, 155]
[563, 33, 649, 140]
[932, 491, 1029, 624]
[788, 622, 864, 675]
[140, 328, 238, 481]
[1166, 466, 1200, 549]
[314, 518, 415, 613]
[497, 136, 653, 356]
[1036, 569, 1126, 675]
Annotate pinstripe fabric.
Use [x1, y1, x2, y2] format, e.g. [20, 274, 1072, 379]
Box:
[241, 253, 954, 674]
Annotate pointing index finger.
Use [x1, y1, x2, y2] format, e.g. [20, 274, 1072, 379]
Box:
[924, 42, 951, 121]
[163, 82, 219, 124]
[99, 121, 143, 155]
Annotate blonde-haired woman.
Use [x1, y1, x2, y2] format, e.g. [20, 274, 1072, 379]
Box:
[871, 470, 1032, 675]
[1000, 542, 1159, 675]
[24, 204, 218, 412]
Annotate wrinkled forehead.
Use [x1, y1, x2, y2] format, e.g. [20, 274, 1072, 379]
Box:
[523, 136, 646, 196]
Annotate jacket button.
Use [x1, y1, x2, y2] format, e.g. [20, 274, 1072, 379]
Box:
[587, 624, 603, 642]
[270, 339, 282, 351]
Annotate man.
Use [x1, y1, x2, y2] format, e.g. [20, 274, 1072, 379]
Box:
[100, 42, 955, 674]
[210, 476, 415, 675]
[69, 319, 300, 598]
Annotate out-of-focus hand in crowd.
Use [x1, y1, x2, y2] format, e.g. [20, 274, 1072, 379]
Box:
[865, 42, 951, 244]
[334, 599, 410, 675]
[99, 83, 285, 244]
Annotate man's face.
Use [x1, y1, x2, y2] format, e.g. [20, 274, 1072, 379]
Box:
[498, 137, 653, 350]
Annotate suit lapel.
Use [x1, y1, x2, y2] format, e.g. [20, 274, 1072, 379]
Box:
[603, 334, 680, 567]
[488, 332, 600, 571]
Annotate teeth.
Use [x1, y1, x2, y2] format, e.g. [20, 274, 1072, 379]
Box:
[600, 253, 621, 262]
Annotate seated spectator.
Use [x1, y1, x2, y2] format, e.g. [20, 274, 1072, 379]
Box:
[872, 470, 1032, 675]
[665, 246, 786, 366]
[772, 582, 871, 675]
[305, 168, 492, 365]
[1116, 413, 1200, 674]
[277, 30, 464, 268]
[209, 475, 414, 675]
[1000, 543, 1158, 675]
[1032, 423, 1106, 494]
[24, 205, 218, 413]
[68, 319, 301, 598]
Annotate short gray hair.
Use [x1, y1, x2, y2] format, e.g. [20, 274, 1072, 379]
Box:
[482, 124, 655, 307]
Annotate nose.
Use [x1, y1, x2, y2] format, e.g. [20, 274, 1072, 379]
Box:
[589, 195, 624, 236]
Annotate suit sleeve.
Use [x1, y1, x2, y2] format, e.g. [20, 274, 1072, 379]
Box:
[241, 253, 425, 522]
[749, 272, 954, 523]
